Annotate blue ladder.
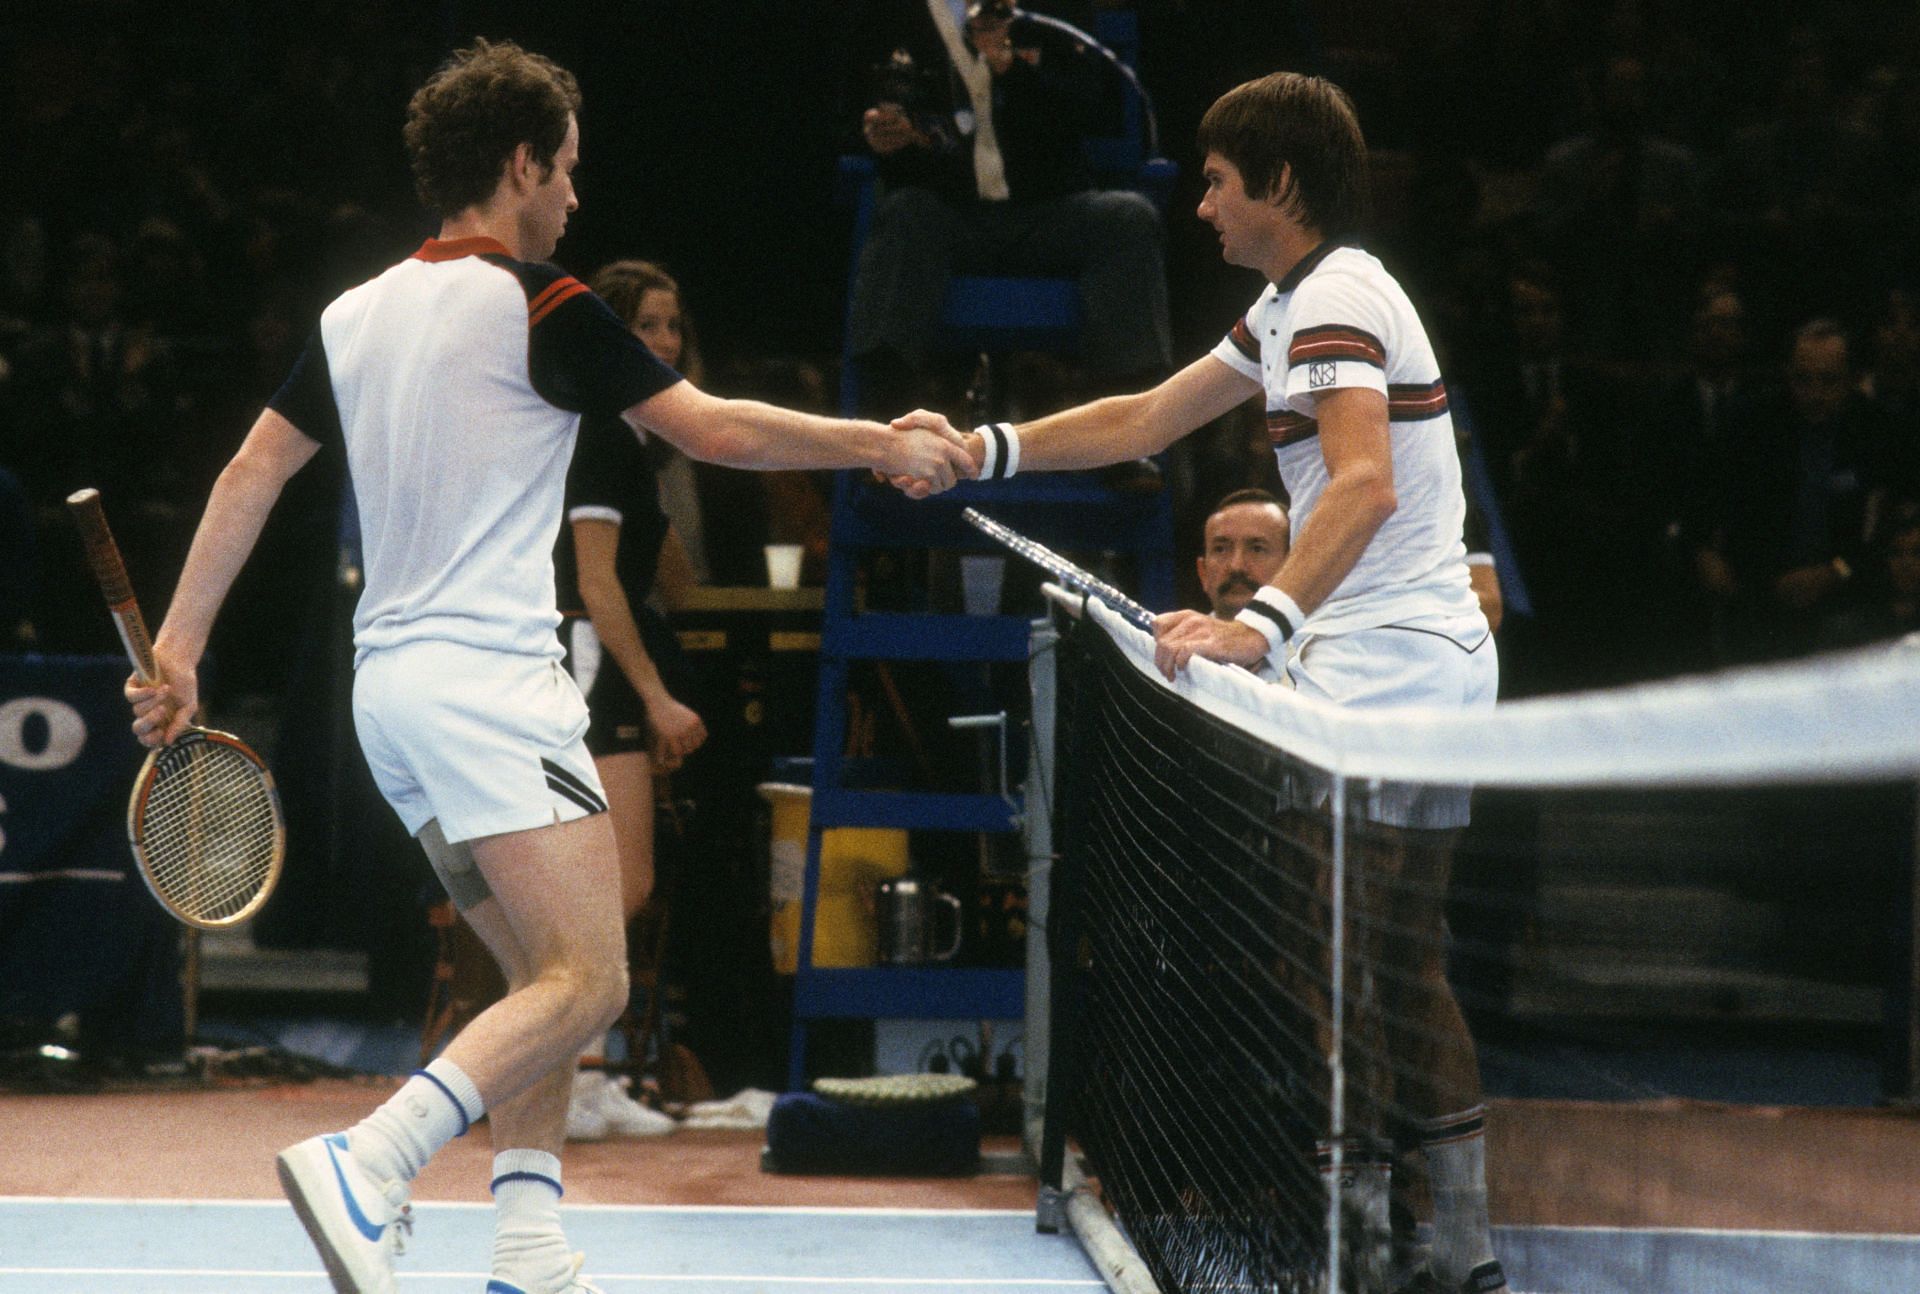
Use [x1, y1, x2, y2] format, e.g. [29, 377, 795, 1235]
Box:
[786, 470, 1172, 1090]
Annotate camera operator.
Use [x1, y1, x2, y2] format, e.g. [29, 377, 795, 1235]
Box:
[845, 0, 1172, 416]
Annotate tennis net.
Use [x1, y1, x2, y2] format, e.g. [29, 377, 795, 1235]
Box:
[1035, 593, 1920, 1294]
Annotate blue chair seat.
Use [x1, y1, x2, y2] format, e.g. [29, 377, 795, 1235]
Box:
[940, 275, 1082, 353]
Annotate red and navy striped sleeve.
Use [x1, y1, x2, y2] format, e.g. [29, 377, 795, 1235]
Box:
[498, 259, 682, 417]
[1287, 324, 1386, 370]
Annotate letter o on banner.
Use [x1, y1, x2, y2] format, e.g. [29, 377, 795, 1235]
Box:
[0, 696, 88, 772]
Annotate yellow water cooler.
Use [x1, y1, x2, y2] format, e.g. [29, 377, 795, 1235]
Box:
[758, 782, 909, 973]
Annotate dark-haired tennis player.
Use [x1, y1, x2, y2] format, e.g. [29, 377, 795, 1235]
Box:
[898, 70, 1503, 1294]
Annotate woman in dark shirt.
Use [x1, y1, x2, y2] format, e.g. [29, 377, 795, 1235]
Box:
[554, 260, 707, 1138]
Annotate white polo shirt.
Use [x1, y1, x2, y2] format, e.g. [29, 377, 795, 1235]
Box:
[1209, 243, 1480, 638]
[270, 237, 681, 664]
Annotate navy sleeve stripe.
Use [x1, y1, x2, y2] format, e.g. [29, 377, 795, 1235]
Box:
[266, 327, 341, 447]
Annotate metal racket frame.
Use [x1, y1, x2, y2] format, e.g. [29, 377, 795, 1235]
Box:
[961, 507, 1157, 632]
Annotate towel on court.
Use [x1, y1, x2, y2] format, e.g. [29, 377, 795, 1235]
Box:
[764, 1091, 980, 1175]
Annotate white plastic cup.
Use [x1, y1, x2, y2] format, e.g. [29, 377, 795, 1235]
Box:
[960, 554, 1005, 616]
[764, 543, 804, 589]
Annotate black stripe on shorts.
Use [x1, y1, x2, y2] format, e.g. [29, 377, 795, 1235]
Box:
[541, 757, 608, 814]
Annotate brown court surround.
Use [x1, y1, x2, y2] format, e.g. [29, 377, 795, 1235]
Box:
[3, 1083, 1919, 1234]
[0, 1079, 1036, 1208]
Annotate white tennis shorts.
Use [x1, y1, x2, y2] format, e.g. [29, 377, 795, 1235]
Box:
[352, 640, 608, 845]
[1286, 613, 1498, 828]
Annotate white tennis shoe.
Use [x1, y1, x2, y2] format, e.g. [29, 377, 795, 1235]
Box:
[565, 1071, 674, 1140]
[487, 1251, 605, 1294]
[276, 1131, 412, 1294]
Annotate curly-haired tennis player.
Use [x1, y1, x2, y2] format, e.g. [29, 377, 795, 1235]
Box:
[124, 39, 971, 1294]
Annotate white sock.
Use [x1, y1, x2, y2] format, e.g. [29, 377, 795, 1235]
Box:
[348, 1058, 484, 1184]
[1316, 1139, 1391, 1286]
[1420, 1106, 1502, 1287]
[492, 1149, 572, 1288]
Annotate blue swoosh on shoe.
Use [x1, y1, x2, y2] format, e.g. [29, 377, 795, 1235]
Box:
[486, 1282, 528, 1293]
[322, 1133, 389, 1243]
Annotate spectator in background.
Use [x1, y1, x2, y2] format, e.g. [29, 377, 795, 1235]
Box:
[553, 258, 709, 1143]
[1709, 27, 1881, 323]
[0, 216, 53, 364]
[1710, 319, 1902, 660]
[1822, 500, 1920, 648]
[1860, 286, 1920, 484]
[124, 215, 218, 344]
[4, 233, 188, 652]
[1638, 282, 1756, 674]
[1462, 263, 1627, 693]
[623, 264, 713, 585]
[1534, 53, 1703, 358]
[1873, 70, 1920, 289]
[843, 0, 1171, 415]
[1194, 487, 1288, 684]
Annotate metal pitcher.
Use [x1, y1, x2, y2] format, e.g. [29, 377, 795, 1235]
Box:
[874, 877, 964, 965]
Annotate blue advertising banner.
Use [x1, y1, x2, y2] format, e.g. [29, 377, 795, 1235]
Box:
[0, 654, 181, 1051]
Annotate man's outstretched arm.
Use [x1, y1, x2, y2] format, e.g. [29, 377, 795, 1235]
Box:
[626, 382, 974, 493]
[892, 356, 1260, 478]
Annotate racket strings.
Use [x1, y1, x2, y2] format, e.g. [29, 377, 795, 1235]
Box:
[139, 741, 280, 924]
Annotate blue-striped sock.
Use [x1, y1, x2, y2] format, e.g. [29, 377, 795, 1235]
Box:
[347, 1058, 484, 1184]
[491, 1149, 571, 1290]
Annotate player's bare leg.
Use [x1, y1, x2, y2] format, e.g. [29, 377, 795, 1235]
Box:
[1282, 810, 1396, 1287]
[454, 810, 628, 1292]
[1378, 828, 1505, 1294]
[563, 749, 671, 1139]
[275, 813, 621, 1294]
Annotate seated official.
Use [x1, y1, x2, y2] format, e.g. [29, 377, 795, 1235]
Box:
[1197, 488, 1290, 676]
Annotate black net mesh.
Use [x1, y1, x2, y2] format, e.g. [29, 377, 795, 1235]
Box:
[1044, 606, 1920, 1294]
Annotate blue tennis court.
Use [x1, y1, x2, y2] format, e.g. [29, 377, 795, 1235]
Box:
[7, 1197, 1919, 1293]
[0, 1198, 1105, 1293]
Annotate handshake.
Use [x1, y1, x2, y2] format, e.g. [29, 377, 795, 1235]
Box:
[875, 409, 990, 499]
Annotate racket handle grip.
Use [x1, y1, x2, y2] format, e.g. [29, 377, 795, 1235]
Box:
[66, 487, 160, 683]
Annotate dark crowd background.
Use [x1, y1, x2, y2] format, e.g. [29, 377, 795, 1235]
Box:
[5, 1, 1919, 702]
[2, 0, 1918, 1080]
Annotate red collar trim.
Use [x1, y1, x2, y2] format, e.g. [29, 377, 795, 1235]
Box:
[411, 236, 513, 262]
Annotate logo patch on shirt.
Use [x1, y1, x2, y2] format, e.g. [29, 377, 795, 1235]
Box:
[1309, 362, 1337, 388]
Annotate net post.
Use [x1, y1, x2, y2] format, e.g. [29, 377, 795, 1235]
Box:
[1326, 774, 1347, 1294]
[1908, 779, 1920, 1105]
[1035, 606, 1081, 1218]
[1024, 615, 1060, 1170]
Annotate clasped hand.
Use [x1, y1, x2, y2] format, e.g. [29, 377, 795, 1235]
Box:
[877, 410, 982, 498]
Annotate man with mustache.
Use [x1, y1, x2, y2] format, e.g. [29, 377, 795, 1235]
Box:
[1198, 488, 1291, 672]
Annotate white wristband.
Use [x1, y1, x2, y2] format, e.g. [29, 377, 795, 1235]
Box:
[975, 422, 1020, 479]
[1234, 586, 1306, 652]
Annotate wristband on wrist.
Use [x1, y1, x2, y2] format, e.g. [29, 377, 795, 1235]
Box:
[975, 422, 1020, 479]
[1234, 585, 1306, 653]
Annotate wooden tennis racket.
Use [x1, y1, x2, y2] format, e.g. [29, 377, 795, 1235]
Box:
[67, 488, 285, 930]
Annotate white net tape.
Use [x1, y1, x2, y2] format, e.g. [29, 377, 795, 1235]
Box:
[1064, 590, 1920, 789]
